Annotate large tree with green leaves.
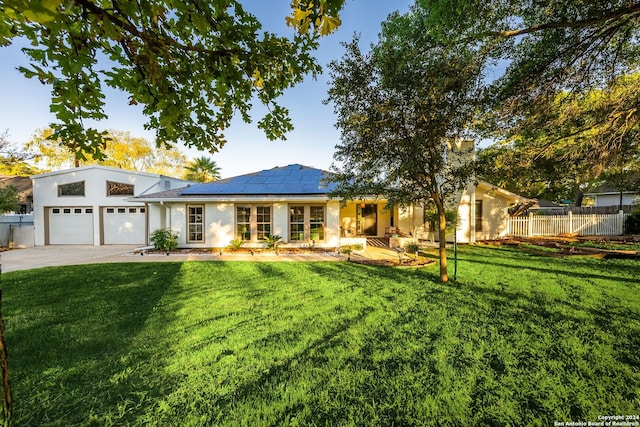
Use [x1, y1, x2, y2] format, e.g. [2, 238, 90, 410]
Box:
[27, 128, 187, 175]
[417, 0, 640, 165]
[326, 7, 484, 283]
[0, 0, 345, 159]
[0, 131, 39, 176]
[477, 72, 640, 204]
[0, 185, 19, 213]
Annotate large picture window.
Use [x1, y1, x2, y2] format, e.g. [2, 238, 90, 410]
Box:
[58, 181, 85, 197]
[289, 204, 326, 242]
[236, 205, 272, 241]
[188, 205, 204, 242]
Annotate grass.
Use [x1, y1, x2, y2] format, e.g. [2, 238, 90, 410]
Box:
[2, 245, 639, 426]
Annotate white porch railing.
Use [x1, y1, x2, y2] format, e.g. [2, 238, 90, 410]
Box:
[507, 211, 628, 237]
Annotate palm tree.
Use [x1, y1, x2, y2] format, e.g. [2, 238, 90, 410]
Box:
[183, 156, 221, 182]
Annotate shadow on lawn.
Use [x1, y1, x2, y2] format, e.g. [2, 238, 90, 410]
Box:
[177, 262, 429, 425]
[229, 305, 376, 425]
[6, 259, 638, 425]
[436, 275, 640, 373]
[169, 261, 639, 425]
[459, 246, 640, 286]
[4, 262, 186, 425]
[211, 262, 639, 425]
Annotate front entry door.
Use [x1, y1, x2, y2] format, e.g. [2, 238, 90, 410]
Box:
[358, 204, 378, 236]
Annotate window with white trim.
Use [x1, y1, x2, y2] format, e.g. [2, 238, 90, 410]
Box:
[310, 206, 325, 241]
[236, 206, 251, 241]
[256, 205, 271, 240]
[188, 205, 204, 242]
[475, 200, 483, 232]
[289, 204, 326, 242]
[236, 205, 273, 241]
[289, 206, 305, 241]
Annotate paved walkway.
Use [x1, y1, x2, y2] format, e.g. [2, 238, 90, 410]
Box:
[0, 244, 409, 273]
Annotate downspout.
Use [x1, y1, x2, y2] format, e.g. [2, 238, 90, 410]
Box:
[144, 202, 149, 245]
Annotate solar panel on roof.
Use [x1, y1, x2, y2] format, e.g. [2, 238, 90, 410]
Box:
[179, 164, 338, 196]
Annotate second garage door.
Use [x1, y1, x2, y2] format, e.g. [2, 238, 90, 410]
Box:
[102, 206, 146, 245]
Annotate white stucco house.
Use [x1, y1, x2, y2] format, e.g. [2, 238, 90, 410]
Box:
[134, 164, 528, 248]
[30, 163, 527, 247]
[31, 166, 192, 245]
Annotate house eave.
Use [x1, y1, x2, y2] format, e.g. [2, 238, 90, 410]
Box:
[477, 180, 529, 202]
[30, 165, 171, 180]
[135, 194, 341, 203]
[584, 191, 637, 196]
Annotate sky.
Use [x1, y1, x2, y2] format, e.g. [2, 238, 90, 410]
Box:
[0, 0, 414, 178]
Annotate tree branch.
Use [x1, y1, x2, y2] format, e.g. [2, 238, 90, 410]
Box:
[74, 0, 237, 57]
[489, 3, 640, 38]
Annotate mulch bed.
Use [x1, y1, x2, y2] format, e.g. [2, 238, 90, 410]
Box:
[138, 248, 339, 256]
[480, 237, 640, 259]
[349, 256, 436, 268]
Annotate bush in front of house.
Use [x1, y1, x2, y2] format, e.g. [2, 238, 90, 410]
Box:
[405, 243, 419, 254]
[262, 235, 283, 250]
[227, 238, 245, 250]
[150, 228, 178, 252]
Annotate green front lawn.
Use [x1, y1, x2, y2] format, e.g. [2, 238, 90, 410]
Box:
[2, 246, 639, 426]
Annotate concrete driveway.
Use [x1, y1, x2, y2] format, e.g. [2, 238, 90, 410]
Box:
[1, 245, 414, 273]
[1, 245, 140, 273]
[0, 245, 344, 273]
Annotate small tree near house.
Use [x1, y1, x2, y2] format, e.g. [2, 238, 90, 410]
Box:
[0, 186, 19, 214]
[325, 8, 483, 282]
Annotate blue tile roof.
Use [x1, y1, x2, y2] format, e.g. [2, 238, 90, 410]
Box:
[180, 164, 338, 196]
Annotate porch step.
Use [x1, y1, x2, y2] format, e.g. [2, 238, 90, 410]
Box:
[367, 238, 390, 248]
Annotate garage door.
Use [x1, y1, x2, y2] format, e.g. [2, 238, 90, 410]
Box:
[48, 207, 94, 244]
[102, 206, 146, 245]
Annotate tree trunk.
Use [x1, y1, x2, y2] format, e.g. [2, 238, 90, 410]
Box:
[433, 193, 448, 283]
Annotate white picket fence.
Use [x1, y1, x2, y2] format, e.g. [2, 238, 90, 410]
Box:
[507, 211, 628, 237]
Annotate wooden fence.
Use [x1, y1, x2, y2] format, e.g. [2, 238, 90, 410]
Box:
[507, 211, 628, 237]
